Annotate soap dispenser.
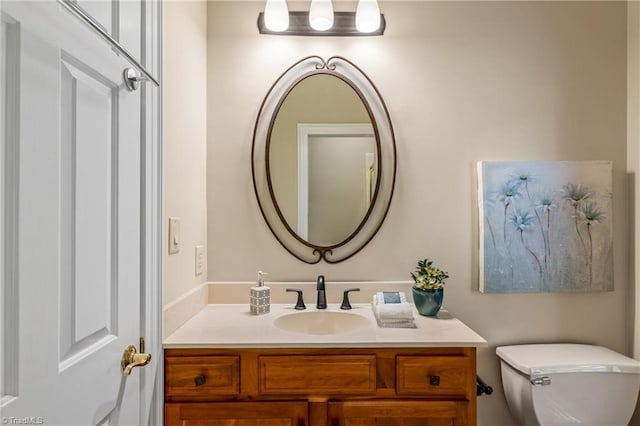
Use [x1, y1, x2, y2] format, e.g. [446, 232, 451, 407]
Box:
[250, 271, 270, 315]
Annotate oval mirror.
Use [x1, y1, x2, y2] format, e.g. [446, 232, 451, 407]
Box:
[252, 56, 396, 263]
[269, 74, 376, 246]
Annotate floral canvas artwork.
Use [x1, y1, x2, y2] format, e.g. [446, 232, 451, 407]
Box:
[477, 161, 613, 293]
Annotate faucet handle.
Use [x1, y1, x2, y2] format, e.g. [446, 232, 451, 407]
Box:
[340, 288, 360, 310]
[285, 288, 306, 310]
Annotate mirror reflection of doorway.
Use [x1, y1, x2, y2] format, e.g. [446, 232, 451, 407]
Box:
[297, 123, 375, 246]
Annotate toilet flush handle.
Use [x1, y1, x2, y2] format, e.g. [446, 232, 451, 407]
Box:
[531, 377, 551, 386]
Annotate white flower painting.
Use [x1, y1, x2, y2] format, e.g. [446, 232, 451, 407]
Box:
[478, 161, 613, 293]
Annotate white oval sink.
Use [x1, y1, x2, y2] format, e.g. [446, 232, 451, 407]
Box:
[274, 311, 371, 335]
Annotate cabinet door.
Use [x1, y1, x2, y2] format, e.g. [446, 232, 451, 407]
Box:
[327, 400, 468, 426]
[165, 402, 308, 426]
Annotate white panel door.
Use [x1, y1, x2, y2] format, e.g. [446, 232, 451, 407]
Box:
[0, 1, 153, 425]
[72, 0, 141, 61]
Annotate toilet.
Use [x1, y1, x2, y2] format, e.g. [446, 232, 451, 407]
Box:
[496, 344, 640, 426]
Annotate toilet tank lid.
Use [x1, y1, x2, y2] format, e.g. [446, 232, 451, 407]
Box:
[496, 344, 640, 376]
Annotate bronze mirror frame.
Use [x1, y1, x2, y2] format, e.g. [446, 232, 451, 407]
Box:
[252, 56, 396, 263]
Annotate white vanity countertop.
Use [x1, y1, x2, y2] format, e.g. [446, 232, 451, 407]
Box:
[163, 304, 487, 349]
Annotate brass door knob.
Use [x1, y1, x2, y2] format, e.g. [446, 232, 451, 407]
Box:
[121, 345, 152, 375]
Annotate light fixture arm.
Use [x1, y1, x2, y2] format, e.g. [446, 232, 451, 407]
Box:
[257, 11, 385, 36]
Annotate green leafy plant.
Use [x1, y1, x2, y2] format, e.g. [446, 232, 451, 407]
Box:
[411, 259, 449, 291]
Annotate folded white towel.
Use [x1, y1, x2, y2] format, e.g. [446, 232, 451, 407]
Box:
[373, 303, 414, 320]
[372, 294, 415, 321]
[374, 291, 407, 305]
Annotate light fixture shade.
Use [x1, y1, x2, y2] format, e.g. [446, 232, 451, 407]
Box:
[355, 0, 381, 33]
[309, 0, 334, 31]
[264, 0, 289, 32]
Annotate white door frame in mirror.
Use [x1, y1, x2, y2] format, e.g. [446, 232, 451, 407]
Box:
[296, 123, 375, 240]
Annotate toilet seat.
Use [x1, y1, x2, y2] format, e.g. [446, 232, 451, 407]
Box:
[497, 344, 640, 376]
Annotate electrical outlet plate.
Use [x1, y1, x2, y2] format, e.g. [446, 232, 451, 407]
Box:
[195, 245, 205, 276]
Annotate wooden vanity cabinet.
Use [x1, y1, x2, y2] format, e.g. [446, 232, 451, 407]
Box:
[164, 347, 477, 426]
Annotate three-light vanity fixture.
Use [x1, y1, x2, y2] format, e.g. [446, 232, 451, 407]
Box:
[258, 0, 385, 36]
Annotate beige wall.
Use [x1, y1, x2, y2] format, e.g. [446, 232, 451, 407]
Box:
[206, 1, 631, 424]
[163, 0, 208, 308]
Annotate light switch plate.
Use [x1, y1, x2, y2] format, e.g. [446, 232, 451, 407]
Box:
[168, 217, 180, 254]
[195, 245, 205, 276]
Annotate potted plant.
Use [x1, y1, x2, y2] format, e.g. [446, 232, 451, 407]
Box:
[411, 258, 449, 316]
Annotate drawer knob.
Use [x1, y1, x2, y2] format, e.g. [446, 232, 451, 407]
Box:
[194, 374, 207, 387]
[429, 375, 441, 386]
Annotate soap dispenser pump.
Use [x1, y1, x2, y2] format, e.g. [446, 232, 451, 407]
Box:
[250, 271, 270, 315]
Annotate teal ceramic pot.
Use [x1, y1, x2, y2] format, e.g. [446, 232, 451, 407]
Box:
[412, 287, 444, 316]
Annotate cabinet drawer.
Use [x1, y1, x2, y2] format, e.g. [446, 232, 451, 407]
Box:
[165, 402, 308, 426]
[396, 356, 471, 397]
[259, 355, 376, 395]
[328, 400, 469, 426]
[165, 355, 239, 398]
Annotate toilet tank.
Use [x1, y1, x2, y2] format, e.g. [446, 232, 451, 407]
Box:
[496, 344, 640, 426]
